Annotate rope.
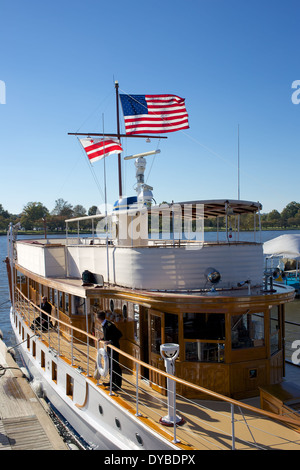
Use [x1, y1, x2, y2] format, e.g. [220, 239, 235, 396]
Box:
[76, 138, 105, 202]
[0, 364, 21, 378]
[75, 89, 114, 133]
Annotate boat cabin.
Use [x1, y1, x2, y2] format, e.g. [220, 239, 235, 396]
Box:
[9, 199, 295, 399]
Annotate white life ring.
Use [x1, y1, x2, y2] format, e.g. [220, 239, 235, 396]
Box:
[97, 347, 109, 377]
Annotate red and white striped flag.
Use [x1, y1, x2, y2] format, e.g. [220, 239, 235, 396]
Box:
[79, 138, 123, 163]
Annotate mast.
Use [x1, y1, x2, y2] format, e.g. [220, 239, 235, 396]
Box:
[115, 81, 123, 198]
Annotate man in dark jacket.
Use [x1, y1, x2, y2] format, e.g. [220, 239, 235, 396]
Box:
[97, 311, 122, 390]
[34, 296, 52, 331]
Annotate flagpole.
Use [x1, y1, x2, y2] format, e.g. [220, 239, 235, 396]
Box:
[102, 114, 110, 283]
[115, 81, 122, 199]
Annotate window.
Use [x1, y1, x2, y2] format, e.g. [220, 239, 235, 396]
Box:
[41, 350, 45, 369]
[231, 312, 264, 349]
[183, 313, 225, 363]
[150, 315, 161, 354]
[52, 362, 57, 382]
[66, 374, 74, 399]
[73, 296, 85, 315]
[49, 288, 53, 305]
[59, 292, 63, 309]
[183, 313, 225, 340]
[165, 313, 178, 344]
[65, 294, 69, 314]
[134, 304, 140, 343]
[270, 306, 280, 355]
[32, 341, 36, 357]
[185, 342, 224, 362]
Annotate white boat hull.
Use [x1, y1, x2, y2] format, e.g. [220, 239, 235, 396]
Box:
[10, 307, 177, 450]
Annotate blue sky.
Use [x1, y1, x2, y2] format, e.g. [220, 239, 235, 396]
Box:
[0, 0, 299, 215]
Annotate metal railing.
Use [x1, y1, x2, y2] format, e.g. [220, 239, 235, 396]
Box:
[13, 287, 300, 450]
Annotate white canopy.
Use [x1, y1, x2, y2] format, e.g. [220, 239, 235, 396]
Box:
[263, 234, 300, 259]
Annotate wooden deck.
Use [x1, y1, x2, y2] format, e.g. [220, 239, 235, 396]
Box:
[0, 338, 68, 450]
[14, 298, 300, 450]
[32, 328, 300, 450]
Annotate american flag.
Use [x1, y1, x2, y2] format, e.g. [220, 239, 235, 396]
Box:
[79, 138, 123, 163]
[119, 94, 189, 135]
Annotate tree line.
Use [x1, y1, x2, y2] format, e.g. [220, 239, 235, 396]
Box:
[204, 201, 300, 231]
[1, 199, 300, 232]
[0, 199, 99, 232]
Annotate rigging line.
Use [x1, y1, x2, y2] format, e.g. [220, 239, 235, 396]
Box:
[76, 139, 105, 202]
[75, 89, 115, 133]
[146, 138, 161, 184]
[180, 128, 269, 190]
[56, 152, 82, 196]
[119, 87, 240, 173]
[180, 129, 238, 170]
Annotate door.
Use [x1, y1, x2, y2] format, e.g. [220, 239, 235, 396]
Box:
[148, 310, 166, 394]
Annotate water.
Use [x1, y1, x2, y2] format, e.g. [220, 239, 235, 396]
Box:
[0, 234, 13, 346]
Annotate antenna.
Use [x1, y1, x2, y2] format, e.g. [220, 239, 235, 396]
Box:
[124, 149, 161, 161]
[124, 150, 161, 206]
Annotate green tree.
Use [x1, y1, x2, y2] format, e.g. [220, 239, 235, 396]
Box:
[88, 205, 99, 216]
[281, 202, 300, 227]
[20, 202, 49, 230]
[73, 205, 87, 217]
[52, 198, 74, 218]
[266, 209, 282, 228]
[0, 204, 10, 219]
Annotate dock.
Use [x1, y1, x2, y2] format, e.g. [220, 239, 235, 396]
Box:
[0, 338, 68, 450]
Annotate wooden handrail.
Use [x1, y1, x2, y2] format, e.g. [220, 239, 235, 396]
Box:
[15, 287, 300, 429]
[16, 287, 96, 342]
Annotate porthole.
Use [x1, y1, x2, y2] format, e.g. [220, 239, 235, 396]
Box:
[115, 418, 121, 429]
[98, 405, 103, 415]
[135, 433, 143, 446]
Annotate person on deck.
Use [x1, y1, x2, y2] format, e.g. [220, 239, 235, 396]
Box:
[97, 311, 122, 391]
[31, 296, 52, 331]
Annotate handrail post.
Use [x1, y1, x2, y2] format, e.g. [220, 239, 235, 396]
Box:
[109, 347, 113, 395]
[172, 376, 180, 444]
[87, 338, 90, 376]
[56, 290, 60, 356]
[85, 300, 89, 376]
[96, 340, 100, 385]
[231, 403, 236, 450]
[48, 312, 50, 347]
[71, 327, 74, 366]
[135, 362, 141, 417]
